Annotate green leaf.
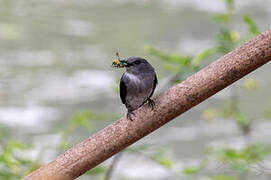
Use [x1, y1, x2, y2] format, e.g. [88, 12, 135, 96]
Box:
[216, 29, 238, 54]
[264, 104, 271, 119]
[72, 111, 93, 129]
[243, 15, 260, 36]
[232, 112, 251, 134]
[162, 63, 180, 73]
[182, 165, 203, 175]
[220, 102, 236, 118]
[85, 166, 107, 176]
[215, 143, 271, 164]
[170, 52, 191, 65]
[126, 145, 149, 153]
[240, 143, 271, 162]
[8, 141, 30, 150]
[144, 45, 191, 65]
[218, 148, 239, 161]
[192, 48, 216, 66]
[157, 159, 172, 168]
[213, 14, 231, 23]
[225, 0, 234, 10]
[71, 111, 117, 129]
[208, 174, 237, 180]
[151, 148, 173, 169]
[58, 140, 72, 150]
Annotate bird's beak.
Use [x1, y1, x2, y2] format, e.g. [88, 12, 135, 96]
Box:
[119, 60, 131, 67]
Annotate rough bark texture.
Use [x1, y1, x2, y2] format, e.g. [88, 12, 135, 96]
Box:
[23, 29, 271, 180]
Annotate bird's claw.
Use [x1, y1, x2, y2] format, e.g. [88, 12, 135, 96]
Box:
[126, 99, 155, 121]
[147, 98, 155, 110]
[126, 111, 135, 121]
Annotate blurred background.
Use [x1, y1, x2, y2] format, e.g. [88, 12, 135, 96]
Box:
[1, 0, 271, 179]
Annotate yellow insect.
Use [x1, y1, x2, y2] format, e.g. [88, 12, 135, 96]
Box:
[112, 50, 125, 68]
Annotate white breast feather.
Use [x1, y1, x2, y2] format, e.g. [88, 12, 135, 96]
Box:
[126, 73, 140, 83]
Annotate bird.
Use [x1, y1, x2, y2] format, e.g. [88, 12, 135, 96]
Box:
[118, 57, 158, 120]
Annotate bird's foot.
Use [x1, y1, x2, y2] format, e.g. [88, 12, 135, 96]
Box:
[126, 111, 135, 121]
[147, 98, 155, 110]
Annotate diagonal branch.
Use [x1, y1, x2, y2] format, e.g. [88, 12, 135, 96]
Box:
[23, 28, 271, 180]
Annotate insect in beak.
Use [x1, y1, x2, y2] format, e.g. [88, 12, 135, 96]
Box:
[112, 59, 125, 68]
[111, 50, 129, 68]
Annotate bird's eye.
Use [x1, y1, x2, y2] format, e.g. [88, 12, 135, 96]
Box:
[134, 60, 141, 65]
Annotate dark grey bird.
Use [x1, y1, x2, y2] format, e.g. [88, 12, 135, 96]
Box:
[119, 57, 158, 120]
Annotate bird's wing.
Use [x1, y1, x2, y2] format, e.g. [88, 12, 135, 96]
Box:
[148, 74, 158, 98]
[120, 74, 127, 105]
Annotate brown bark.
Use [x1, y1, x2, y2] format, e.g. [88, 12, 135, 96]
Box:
[23, 28, 271, 180]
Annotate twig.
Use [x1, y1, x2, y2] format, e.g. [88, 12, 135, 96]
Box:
[104, 152, 123, 180]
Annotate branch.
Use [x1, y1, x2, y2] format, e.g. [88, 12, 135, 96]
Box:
[23, 28, 271, 180]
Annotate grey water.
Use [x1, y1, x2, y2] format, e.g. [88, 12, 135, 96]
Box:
[0, 0, 271, 179]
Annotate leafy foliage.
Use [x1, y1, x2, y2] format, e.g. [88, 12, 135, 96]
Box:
[182, 162, 206, 175]
[144, 45, 200, 83]
[0, 140, 40, 180]
[243, 15, 260, 37]
[208, 174, 237, 180]
[215, 143, 271, 163]
[85, 166, 107, 176]
[151, 148, 173, 169]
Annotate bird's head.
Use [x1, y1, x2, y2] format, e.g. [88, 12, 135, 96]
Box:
[119, 57, 154, 74]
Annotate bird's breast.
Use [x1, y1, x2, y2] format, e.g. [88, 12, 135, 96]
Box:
[125, 73, 141, 84]
[124, 72, 154, 110]
[124, 72, 152, 93]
